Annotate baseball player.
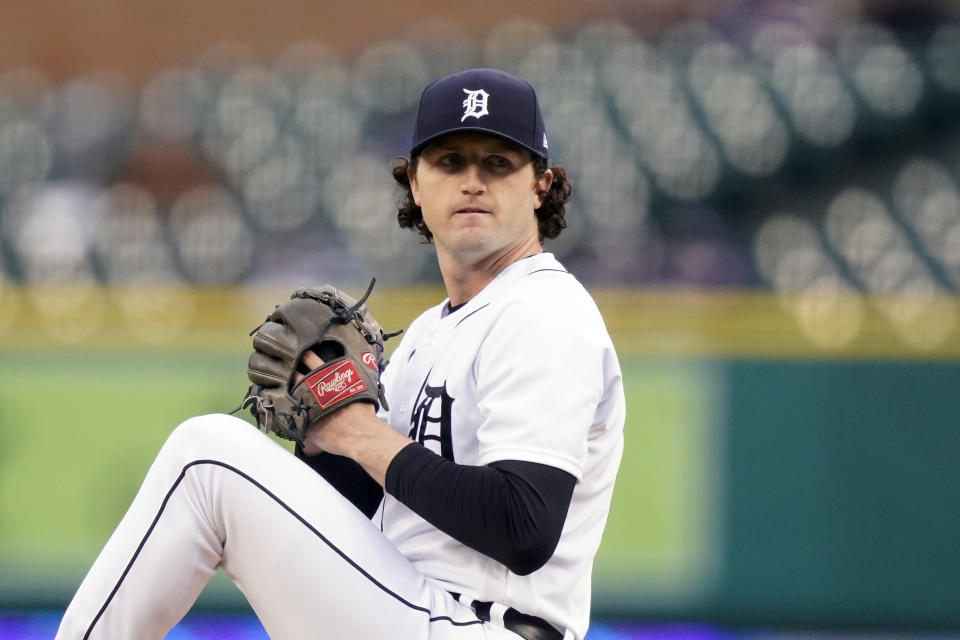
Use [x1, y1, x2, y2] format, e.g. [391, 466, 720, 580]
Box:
[56, 68, 625, 640]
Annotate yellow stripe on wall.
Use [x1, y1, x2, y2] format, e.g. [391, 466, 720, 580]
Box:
[593, 289, 960, 360]
[1, 285, 958, 360]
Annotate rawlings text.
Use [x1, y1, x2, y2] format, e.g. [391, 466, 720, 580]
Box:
[306, 361, 368, 409]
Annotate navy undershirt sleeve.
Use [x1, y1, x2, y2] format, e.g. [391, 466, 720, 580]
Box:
[385, 442, 576, 575]
[295, 446, 384, 518]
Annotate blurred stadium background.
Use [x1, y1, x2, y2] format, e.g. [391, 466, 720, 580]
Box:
[1, 0, 960, 638]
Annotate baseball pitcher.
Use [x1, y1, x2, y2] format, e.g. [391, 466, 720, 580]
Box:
[56, 68, 625, 640]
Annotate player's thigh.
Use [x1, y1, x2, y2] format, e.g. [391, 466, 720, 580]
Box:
[165, 414, 485, 637]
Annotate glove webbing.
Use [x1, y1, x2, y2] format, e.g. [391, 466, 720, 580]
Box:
[307, 277, 377, 344]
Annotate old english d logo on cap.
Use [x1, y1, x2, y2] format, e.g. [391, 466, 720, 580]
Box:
[461, 88, 489, 121]
[410, 68, 549, 159]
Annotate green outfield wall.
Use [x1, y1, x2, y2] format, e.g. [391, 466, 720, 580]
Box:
[1, 287, 958, 629]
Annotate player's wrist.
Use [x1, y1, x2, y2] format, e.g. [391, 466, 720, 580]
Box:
[341, 419, 413, 487]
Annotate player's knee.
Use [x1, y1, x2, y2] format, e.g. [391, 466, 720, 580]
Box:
[162, 413, 245, 462]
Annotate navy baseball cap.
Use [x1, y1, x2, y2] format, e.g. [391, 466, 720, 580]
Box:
[409, 68, 549, 160]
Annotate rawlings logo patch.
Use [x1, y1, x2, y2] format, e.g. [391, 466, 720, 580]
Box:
[306, 361, 368, 409]
[361, 351, 378, 370]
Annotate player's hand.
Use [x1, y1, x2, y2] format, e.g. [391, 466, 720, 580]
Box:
[297, 350, 411, 485]
[301, 402, 378, 456]
[296, 350, 378, 457]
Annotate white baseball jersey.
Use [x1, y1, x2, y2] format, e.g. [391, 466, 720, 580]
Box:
[377, 252, 626, 640]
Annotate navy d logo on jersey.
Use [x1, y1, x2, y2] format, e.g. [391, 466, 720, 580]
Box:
[461, 88, 489, 121]
[408, 375, 455, 461]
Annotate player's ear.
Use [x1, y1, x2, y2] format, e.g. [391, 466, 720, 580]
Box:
[408, 164, 422, 207]
[534, 168, 553, 209]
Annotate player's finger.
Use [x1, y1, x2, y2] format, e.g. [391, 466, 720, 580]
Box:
[301, 349, 324, 369]
[294, 349, 325, 384]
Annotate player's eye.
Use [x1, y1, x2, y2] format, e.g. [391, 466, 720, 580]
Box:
[437, 153, 462, 168]
[487, 155, 511, 169]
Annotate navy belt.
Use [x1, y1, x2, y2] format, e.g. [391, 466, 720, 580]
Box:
[449, 593, 563, 640]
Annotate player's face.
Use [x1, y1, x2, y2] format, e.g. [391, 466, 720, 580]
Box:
[409, 133, 553, 267]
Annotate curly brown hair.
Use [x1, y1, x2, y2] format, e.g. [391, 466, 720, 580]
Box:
[392, 154, 573, 244]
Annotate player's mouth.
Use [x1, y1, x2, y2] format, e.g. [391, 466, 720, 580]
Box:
[454, 207, 492, 214]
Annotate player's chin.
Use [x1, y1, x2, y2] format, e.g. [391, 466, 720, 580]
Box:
[444, 232, 494, 258]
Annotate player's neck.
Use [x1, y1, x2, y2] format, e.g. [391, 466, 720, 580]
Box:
[438, 243, 543, 306]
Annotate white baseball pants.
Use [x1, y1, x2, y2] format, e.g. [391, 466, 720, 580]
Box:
[55, 413, 519, 640]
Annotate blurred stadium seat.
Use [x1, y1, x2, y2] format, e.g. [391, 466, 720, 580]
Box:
[0, 12, 955, 306]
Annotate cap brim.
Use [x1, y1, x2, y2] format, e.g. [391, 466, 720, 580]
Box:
[410, 126, 548, 159]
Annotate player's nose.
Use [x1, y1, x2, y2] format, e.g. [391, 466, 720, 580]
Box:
[459, 163, 486, 195]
